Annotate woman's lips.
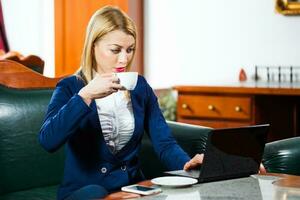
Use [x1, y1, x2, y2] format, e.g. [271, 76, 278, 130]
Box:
[116, 67, 126, 72]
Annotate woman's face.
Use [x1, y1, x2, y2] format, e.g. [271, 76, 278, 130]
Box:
[93, 30, 135, 74]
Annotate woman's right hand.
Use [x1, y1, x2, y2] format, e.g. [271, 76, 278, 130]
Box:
[78, 73, 123, 105]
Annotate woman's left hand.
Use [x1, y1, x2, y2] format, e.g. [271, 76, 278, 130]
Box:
[259, 163, 267, 174]
[183, 153, 204, 171]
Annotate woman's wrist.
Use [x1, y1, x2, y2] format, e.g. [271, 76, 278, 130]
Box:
[78, 88, 92, 106]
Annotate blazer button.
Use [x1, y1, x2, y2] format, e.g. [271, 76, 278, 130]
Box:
[101, 167, 107, 173]
[121, 166, 127, 171]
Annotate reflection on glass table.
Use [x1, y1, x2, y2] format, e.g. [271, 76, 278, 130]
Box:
[105, 174, 300, 200]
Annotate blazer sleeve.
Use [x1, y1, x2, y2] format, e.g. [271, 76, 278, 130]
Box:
[143, 78, 190, 170]
[38, 76, 92, 152]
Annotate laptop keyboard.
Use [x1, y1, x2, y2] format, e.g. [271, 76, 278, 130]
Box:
[164, 169, 200, 179]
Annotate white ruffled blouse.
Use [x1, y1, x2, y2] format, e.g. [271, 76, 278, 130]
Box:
[95, 91, 135, 154]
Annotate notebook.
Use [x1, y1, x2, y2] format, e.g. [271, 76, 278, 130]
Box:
[165, 124, 269, 183]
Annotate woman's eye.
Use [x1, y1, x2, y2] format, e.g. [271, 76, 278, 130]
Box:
[111, 49, 121, 54]
[126, 48, 135, 53]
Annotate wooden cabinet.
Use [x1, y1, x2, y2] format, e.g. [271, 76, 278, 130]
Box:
[175, 84, 300, 142]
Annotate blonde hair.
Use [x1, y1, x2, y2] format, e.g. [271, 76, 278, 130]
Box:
[77, 6, 137, 83]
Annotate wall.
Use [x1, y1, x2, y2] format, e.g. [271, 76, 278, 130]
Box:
[3, 0, 300, 82]
[144, 0, 300, 88]
[2, 0, 54, 77]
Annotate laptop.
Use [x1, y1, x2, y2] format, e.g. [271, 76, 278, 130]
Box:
[165, 124, 269, 183]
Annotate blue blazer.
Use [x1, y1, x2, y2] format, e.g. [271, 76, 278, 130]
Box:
[39, 75, 190, 200]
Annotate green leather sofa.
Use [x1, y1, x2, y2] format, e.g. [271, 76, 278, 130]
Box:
[1, 61, 300, 199]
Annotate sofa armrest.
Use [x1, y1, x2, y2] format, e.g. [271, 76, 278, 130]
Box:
[263, 136, 300, 175]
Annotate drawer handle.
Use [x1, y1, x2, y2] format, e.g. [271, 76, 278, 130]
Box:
[235, 106, 242, 112]
[208, 105, 215, 111]
[182, 104, 188, 109]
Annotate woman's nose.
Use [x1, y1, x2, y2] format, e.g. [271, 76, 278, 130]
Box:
[118, 51, 128, 64]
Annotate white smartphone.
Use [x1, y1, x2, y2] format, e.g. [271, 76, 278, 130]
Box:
[121, 184, 162, 195]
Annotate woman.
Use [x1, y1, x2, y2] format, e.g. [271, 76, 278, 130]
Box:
[39, 6, 202, 200]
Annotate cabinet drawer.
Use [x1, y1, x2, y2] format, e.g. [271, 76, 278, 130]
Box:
[178, 95, 252, 120]
[177, 118, 252, 128]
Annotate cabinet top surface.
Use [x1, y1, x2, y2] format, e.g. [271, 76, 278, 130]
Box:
[174, 82, 300, 96]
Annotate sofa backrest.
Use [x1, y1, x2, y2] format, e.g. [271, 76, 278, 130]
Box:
[140, 121, 211, 179]
[0, 51, 44, 74]
[0, 60, 64, 195]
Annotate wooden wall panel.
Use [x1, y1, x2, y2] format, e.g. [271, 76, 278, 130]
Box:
[128, 0, 143, 75]
[55, 0, 129, 76]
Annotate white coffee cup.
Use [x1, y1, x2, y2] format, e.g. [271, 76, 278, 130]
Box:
[116, 72, 138, 90]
